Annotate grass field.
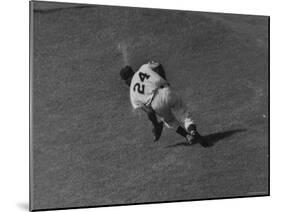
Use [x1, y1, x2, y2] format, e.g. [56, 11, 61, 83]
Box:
[30, 2, 269, 210]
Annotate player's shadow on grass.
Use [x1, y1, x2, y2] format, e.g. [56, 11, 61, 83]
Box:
[165, 129, 247, 148]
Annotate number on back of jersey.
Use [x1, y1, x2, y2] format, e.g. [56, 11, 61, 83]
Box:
[133, 72, 150, 94]
[139, 72, 150, 82]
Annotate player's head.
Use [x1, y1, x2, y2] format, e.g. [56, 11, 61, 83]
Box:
[120, 66, 134, 86]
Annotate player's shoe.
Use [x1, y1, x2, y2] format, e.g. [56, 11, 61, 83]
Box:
[185, 124, 197, 144]
[185, 134, 194, 145]
[187, 124, 210, 147]
[152, 121, 164, 142]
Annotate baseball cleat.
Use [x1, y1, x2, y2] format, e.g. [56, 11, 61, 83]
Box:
[185, 134, 194, 145]
[152, 121, 164, 142]
[185, 124, 197, 144]
[186, 124, 210, 147]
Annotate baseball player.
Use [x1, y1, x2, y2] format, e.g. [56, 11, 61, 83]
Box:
[120, 61, 208, 147]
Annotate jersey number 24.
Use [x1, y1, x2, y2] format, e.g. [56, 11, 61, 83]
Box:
[133, 72, 150, 94]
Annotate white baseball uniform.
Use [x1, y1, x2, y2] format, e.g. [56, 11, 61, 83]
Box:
[130, 62, 194, 131]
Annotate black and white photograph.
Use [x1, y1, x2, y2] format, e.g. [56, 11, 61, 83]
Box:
[29, 1, 269, 211]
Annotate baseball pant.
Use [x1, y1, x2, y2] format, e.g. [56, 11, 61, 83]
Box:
[150, 86, 194, 130]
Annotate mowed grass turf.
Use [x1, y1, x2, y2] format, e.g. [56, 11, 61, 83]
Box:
[31, 3, 269, 210]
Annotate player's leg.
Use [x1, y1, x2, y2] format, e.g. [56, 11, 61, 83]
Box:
[159, 108, 194, 144]
[151, 87, 192, 143]
[169, 94, 194, 130]
[146, 110, 163, 142]
[168, 90, 210, 146]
